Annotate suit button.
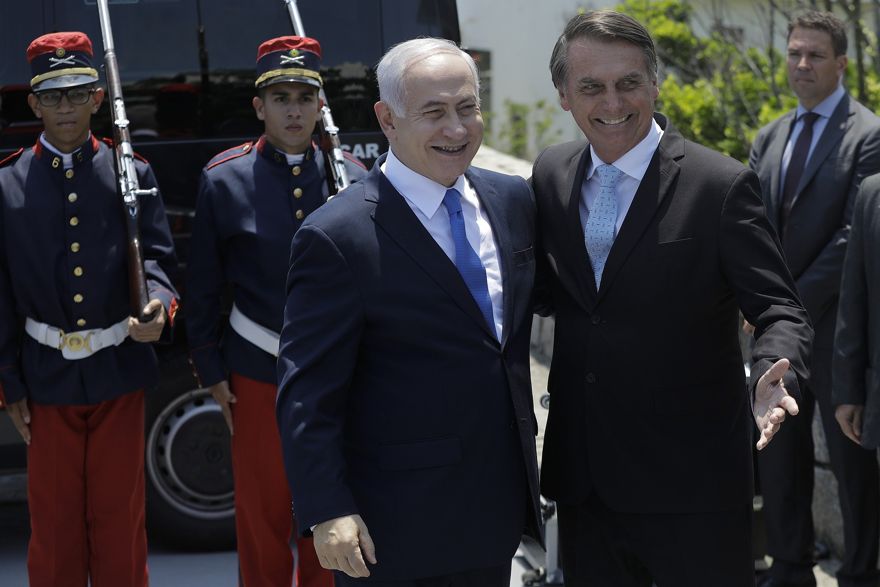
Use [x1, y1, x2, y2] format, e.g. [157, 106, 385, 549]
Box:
[76, 318, 87, 327]
[293, 188, 303, 198]
[70, 242, 81, 253]
[73, 294, 84, 303]
[68, 192, 78, 203]
[591, 315, 601, 325]
[295, 209, 305, 220]
[65, 169, 74, 179]
[73, 266, 83, 277]
[291, 166, 301, 176]
[69, 216, 79, 227]
[586, 372, 597, 384]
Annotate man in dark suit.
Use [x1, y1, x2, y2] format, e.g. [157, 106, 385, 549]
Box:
[749, 11, 880, 587]
[275, 37, 541, 586]
[531, 10, 813, 586]
[832, 173, 880, 585]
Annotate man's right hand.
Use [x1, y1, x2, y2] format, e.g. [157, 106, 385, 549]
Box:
[313, 514, 377, 578]
[836, 404, 864, 446]
[208, 381, 236, 434]
[6, 398, 31, 445]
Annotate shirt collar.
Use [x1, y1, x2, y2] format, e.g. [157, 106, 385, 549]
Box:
[382, 148, 467, 218]
[587, 117, 663, 182]
[796, 84, 845, 120]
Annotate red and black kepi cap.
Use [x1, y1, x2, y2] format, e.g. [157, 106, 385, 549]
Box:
[28, 32, 99, 91]
[255, 35, 322, 89]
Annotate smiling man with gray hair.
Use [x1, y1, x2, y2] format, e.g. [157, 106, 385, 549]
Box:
[275, 37, 542, 586]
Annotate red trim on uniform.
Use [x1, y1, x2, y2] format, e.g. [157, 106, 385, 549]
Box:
[98, 136, 149, 163]
[0, 147, 25, 167]
[91, 134, 101, 152]
[27, 392, 148, 587]
[343, 149, 368, 169]
[166, 297, 179, 327]
[229, 374, 333, 587]
[205, 142, 253, 170]
[255, 135, 268, 154]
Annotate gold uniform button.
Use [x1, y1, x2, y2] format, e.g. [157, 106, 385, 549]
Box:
[71, 242, 80, 253]
[293, 188, 303, 198]
[68, 193, 78, 203]
[69, 217, 79, 227]
[76, 318, 87, 327]
[295, 209, 305, 220]
[73, 267, 83, 277]
[73, 294, 84, 303]
[291, 166, 301, 176]
[65, 169, 74, 179]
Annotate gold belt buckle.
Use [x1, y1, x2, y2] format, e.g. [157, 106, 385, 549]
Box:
[58, 331, 92, 353]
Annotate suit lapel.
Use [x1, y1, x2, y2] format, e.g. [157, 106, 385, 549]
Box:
[368, 163, 497, 340]
[467, 167, 513, 347]
[565, 147, 599, 304]
[794, 95, 852, 206]
[594, 119, 682, 303]
[766, 111, 796, 226]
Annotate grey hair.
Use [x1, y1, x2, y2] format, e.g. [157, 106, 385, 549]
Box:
[376, 37, 480, 116]
[550, 10, 658, 89]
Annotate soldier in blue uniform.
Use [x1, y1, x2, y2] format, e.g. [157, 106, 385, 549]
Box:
[185, 35, 366, 587]
[0, 32, 178, 587]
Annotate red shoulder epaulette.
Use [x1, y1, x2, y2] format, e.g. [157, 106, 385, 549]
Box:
[98, 136, 149, 163]
[206, 142, 254, 170]
[342, 150, 368, 170]
[0, 148, 25, 168]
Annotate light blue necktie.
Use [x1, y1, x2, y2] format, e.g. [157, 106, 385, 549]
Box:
[442, 188, 495, 332]
[585, 164, 622, 287]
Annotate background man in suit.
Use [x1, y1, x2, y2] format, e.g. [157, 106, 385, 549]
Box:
[531, 10, 813, 586]
[749, 11, 880, 587]
[275, 37, 541, 586]
[832, 173, 880, 586]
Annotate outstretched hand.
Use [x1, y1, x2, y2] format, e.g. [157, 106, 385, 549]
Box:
[753, 358, 799, 450]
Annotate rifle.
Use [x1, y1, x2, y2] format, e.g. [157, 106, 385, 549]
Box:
[283, 0, 351, 197]
[96, 0, 157, 322]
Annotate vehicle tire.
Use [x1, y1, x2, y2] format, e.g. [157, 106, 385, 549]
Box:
[145, 352, 235, 551]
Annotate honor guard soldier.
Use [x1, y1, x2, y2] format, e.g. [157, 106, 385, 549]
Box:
[0, 32, 178, 587]
[185, 35, 367, 587]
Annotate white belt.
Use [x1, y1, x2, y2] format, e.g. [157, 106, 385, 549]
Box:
[25, 317, 130, 360]
[229, 304, 280, 357]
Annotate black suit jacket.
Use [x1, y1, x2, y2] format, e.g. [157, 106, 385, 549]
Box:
[276, 156, 541, 581]
[750, 94, 880, 350]
[532, 115, 812, 513]
[833, 173, 880, 448]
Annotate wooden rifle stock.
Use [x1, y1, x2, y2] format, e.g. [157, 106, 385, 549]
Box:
[96, 0, 157, 321]
[283, 0, 351, 197]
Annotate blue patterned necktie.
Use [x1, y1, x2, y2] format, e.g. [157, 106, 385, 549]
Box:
[585, 164, 623, 287]
[442, 188, 495, 332]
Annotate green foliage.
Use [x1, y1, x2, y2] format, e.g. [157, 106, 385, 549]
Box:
[492, 99, 562, 160]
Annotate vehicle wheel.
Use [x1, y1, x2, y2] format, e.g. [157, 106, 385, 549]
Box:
[145, 360, 235, 551]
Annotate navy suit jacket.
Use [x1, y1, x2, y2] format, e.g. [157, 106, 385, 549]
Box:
[276, 155, 541, 581]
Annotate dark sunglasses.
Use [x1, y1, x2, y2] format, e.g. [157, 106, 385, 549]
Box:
[34, 87, 96, 107]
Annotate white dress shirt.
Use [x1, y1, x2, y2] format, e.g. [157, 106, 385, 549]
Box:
[381, 149, 504, 340]
[580, 118, 664, 235]
[780, 83, 846, 192]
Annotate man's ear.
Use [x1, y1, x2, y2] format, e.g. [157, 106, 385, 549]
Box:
[374, 101, 396, 137]
[252, 96, 266, 121]
[27, 94, 42, 119]
[558, 87, 571, 112]
[91, 87, 105, 114]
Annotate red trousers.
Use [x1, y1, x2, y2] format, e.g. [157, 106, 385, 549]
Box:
[27, 391, 148, 587]
[230, 373, 333, 587]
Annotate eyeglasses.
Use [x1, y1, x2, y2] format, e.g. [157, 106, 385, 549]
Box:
[34, 87, 96, 107]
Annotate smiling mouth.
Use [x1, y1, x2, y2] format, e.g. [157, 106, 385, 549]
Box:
[432, 144, 467, 154]
[596, 114, 632, 126]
